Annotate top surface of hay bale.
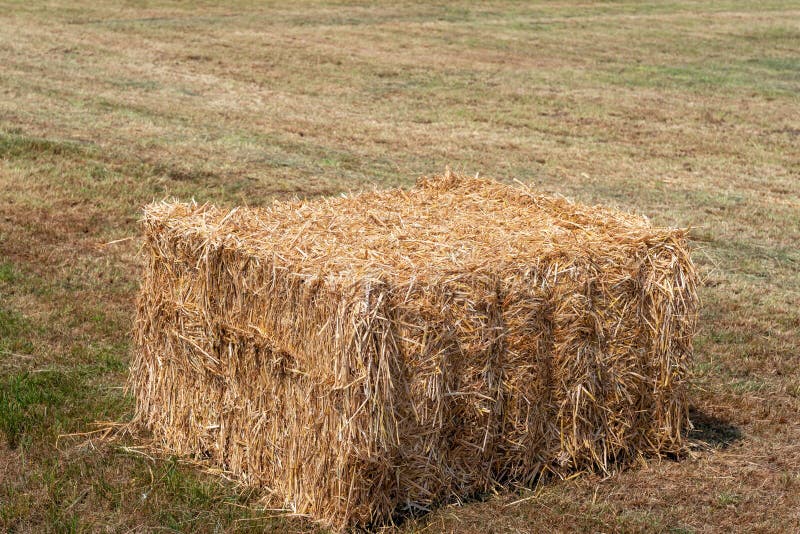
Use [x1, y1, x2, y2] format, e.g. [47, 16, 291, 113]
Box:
[146, 173, 677, 286]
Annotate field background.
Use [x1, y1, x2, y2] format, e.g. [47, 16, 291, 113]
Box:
[1, 1, 799, 532]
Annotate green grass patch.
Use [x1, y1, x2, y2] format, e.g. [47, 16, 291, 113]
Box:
[0, 262, 17, 283]
[0, 370, 83, 449]
[0, 365, 131, 450]
[607, 59, 800, 96]
[0, 132, 86, 160]
[0, 306, 36, 356]
[716, 492, 740, 507]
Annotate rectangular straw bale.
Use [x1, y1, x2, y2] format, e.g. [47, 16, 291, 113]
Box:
[130, 173, 699, 530]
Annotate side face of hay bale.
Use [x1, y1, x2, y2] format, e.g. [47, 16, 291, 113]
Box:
[132, 214, 396, 526]
[130, 174, 698, 530]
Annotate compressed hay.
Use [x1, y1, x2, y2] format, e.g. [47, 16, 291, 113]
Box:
[130, 173, 699, 530]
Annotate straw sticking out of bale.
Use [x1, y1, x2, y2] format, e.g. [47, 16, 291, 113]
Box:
[130, 172, 699, 530]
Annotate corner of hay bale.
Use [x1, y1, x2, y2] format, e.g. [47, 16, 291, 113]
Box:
[129, 173, 699, 530]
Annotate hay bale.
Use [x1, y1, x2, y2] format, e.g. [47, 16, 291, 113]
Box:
[130, 173, 698, 530]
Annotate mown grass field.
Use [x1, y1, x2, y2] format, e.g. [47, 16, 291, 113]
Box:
[1, 1, 799, 532]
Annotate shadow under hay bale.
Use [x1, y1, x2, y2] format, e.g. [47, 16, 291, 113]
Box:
[688, 407, 742, 450]
[129, 172, 699, 531]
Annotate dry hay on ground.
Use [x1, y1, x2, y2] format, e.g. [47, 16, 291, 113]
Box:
[130, 172, 699, 530]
